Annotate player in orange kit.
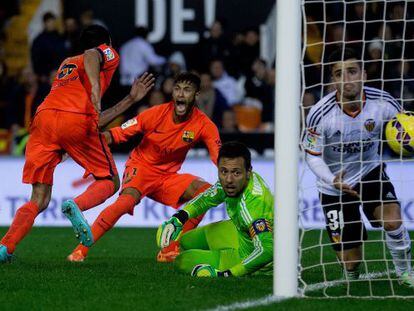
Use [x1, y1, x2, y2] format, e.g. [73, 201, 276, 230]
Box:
[67, 72, 221, 263]
[0, 25, 154, 263]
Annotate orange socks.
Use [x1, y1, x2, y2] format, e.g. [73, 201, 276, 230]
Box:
[73, 194, 136, 256]
[74, 179, 115, 211]
[181, 183, 211, 234]
[1, 201, 39, 254]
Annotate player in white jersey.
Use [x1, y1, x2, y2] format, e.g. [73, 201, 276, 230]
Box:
[302, 48, 413, 286]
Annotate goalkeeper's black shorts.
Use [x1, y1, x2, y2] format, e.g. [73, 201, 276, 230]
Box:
[320, 164, 399, 251]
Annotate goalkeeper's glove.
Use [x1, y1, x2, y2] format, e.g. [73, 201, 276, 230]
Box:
[156, 210, 188, 248]
[191, 264, 232, 278]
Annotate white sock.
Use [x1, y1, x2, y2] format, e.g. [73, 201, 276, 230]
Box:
[385, 224, 412, 276]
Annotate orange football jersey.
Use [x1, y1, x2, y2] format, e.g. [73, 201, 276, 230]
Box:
[37, 44, 119, 115]
[110, 102, 221, 173]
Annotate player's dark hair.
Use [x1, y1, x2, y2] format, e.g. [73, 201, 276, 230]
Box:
[43, 12, 56, 23]
[135, 26, 149, 38]
[79, 25, 111, 51]
[174, 72, 201, 92]
[328, 47, 362, 73]
[218, 142, 252, 171]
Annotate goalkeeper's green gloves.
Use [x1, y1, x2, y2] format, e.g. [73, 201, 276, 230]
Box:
[156, 210, 189, 248]
[191, 264, 232, 278]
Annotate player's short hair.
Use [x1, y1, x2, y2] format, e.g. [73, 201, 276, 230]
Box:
[218, 142, 252, 171]
[79, 25, 111, 51]
[174, 72, 201, 92]
[43, 12, 56, 23]
[328, 47, 362, 73]
[135, 26, 149, 38]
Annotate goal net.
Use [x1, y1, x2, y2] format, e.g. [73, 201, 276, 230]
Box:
[299, 0, 414, 298]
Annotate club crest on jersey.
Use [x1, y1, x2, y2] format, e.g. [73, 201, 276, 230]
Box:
[103, 48, 115, 61]
[58, 64, 77, 79]
[364, 119, 375, 132]
[121, 118, 137, 129]
[182, 131, 195, 143]
[249, 219, 272, 238]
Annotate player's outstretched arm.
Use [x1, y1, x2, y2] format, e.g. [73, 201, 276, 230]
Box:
[99, 72, 155, 128]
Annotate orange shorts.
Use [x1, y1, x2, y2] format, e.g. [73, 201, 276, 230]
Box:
[121, 161, 199, 209]
[23, 110, 117, 185]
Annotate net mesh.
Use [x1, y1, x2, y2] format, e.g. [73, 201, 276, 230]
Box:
[299, 0, 414, 298]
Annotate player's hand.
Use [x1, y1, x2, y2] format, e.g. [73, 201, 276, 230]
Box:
[156, 216, 183, 248]
[129, 72, 155, 102]
[333, 171, 359, 197]
[191, 264, 232, 278]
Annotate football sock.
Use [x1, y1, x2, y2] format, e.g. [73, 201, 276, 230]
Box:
[385, 224, 412, 276]
[1, 201, 39, 254]
[74, 194, 136, 256]
[182, 183, 211, 234]
[74, 179, 115, 211]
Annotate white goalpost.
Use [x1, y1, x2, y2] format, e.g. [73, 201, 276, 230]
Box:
[274, 0, 301, 298]
[274, 0, 414, 299]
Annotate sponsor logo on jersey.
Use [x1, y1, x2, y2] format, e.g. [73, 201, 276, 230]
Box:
[331, 140, 375, 153]
[121, 118, 137, 129]
[103, 48, 115, 61]
[249, 219, 272, 237]
[364, 118, 376, 132]
[182, 130, 195, 143]
[57, 63, 77, 79]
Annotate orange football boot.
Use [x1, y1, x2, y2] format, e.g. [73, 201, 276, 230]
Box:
[67, 249, 86, 262]
[157, 241, 180, 262]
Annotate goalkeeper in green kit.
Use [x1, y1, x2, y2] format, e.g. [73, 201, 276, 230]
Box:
[157, 142, 274, 277]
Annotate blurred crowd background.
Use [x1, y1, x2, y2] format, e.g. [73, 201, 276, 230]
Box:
[0, 1, 413, 156]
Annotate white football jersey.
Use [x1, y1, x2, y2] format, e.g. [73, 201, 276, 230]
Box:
[303, 86, 402, 195]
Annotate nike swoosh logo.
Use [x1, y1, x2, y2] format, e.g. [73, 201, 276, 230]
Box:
[153, 130, 164, 134]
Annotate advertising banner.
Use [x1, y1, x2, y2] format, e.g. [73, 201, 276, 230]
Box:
[1, 157, 414, 229]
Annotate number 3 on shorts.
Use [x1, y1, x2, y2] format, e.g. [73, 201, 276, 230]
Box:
[326, 210, 344, 231]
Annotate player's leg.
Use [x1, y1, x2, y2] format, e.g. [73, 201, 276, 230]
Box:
[61, 112, 120, 211]
[59, 112, 119, 245]
[155, 174, 211, 262]
[0, 183, 51, 261]
[175, 220, 240, 274]
[68, 163, 154, 261]
[181, 220, 238, 251]
[321, 192, 366, 279]
[73, 175, 120, 212]
[361, 164, 412, 285]
[68, 188, 141, 261]
[374, 203, 412, 278]
[1, 110, 61, 262]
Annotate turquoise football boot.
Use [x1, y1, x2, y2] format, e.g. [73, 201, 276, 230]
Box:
[61, 200, 94, 247]
[0, 245, 12, 263]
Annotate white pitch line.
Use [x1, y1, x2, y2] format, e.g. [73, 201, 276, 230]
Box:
[303, 270, 393, 292]
[204, 295, 287, 311]
[205, 270, 394, 311]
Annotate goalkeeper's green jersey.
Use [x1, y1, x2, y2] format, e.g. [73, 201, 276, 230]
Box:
[183, 172, 274, 276]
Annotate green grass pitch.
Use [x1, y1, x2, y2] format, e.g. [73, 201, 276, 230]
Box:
[0, 227, 413, 310]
